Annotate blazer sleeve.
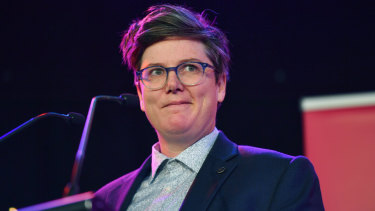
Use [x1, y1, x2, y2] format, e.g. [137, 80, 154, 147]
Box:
[269, 156, 325, 211]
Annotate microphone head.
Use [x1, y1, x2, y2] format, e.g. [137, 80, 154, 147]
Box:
[119, 93, 140, 108]
[67, 112, 86, 126]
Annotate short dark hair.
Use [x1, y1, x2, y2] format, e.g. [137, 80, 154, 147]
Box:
[120, 4, 230, 83]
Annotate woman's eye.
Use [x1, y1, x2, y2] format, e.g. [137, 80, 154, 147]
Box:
[149, 68, 164, 76]
[184, 65, 198, 72]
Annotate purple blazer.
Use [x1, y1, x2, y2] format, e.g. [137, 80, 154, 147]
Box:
[93, 132, 324, 211]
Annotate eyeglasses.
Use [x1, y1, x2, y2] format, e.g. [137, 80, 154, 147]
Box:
[136, 61, 215, 90]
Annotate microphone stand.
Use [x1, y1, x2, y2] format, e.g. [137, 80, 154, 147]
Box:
[64, 94, 135, 196]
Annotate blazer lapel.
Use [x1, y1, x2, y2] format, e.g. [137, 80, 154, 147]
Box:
[120, 156, 152, 211]
[180, 132, 239, 211]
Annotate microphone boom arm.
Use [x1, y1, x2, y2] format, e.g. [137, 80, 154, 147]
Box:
[0, 112, 84, 143]
[65, 94, 138, 196]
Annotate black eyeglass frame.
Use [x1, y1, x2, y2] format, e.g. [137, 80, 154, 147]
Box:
[136, 61, 215, 90]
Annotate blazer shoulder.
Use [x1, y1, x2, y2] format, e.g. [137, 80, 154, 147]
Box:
[237, 145, 316, 173]
[94, 168, 139, 201]
[93, 155, 152, 211]
[93, 169, 140, 211]
[238, 145, 294, 160]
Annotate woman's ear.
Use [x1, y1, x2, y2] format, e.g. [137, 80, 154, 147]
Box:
[136, 84, 145, 112]
[217, 74, 227, 103]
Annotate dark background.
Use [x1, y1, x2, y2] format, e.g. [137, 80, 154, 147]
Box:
[1, 0, 374, 209]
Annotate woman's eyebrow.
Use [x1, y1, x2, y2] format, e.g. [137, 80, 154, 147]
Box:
[141, 58, 204, 69]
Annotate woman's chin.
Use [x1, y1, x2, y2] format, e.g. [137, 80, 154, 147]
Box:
[159, 120, 193, 137]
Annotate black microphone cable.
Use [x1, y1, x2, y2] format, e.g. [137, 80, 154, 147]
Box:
[0, 112, 85, 143]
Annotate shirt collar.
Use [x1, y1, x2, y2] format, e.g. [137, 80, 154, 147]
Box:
[151, 128, 219, 180]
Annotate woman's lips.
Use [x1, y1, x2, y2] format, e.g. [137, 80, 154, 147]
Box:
[163, 101, 191, 108]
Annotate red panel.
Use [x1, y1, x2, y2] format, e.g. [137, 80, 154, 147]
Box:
[304, 105, 375, 211]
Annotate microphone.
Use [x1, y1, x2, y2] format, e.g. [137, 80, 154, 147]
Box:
[119, 93, 140, 107]
[65, 93, 139, 196]
[90, 93, 139, 107]
[0, 112, 85, 143]
[66, 112, 86, 126]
